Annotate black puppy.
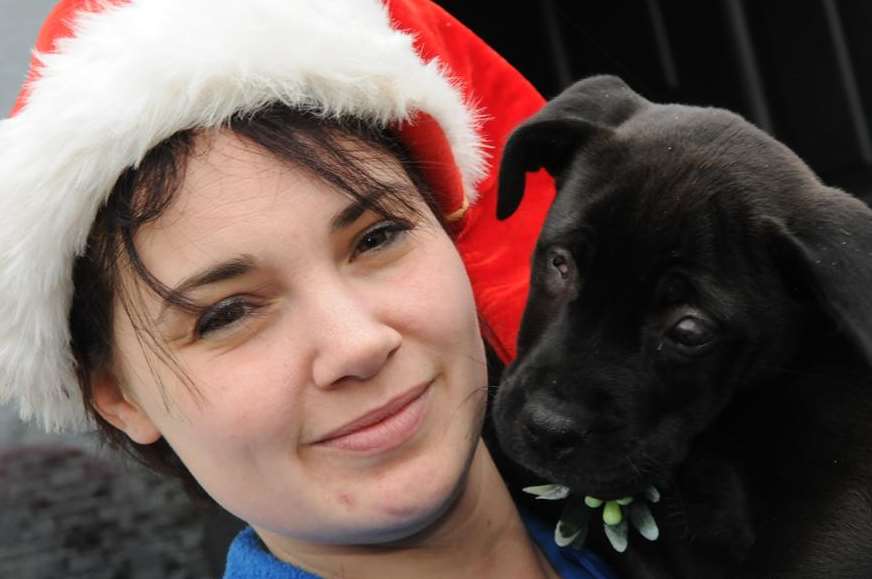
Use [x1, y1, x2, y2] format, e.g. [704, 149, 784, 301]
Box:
[492, 75, 872, 578]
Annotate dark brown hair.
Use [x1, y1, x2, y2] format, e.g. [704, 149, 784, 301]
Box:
[69, 104, 443, 500]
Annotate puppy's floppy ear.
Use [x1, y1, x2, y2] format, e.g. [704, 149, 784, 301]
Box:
[497, 75, 647, 220]
[497, 119, 603, 220]
[765, 189, 872, 365]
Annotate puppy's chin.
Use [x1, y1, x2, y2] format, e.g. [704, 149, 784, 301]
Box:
[569, 472, 654, 501]
[506, 437, 662, 499]
[530, 457, 655, 500]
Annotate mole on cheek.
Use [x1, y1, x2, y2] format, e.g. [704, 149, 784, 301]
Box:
[337, 492, 355, 510]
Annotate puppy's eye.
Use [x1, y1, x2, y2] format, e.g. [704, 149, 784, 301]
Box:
[552, 253, 569, 278]
[543, 247, 577, 296]
[666, 315, 715, 349]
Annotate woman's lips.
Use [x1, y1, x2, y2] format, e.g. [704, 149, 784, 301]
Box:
[314, 382, 431, 453]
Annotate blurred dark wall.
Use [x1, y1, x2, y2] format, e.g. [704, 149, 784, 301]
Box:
[435, 0, 872, 201]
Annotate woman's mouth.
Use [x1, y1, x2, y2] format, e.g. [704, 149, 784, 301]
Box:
[313, 382, 431, 453]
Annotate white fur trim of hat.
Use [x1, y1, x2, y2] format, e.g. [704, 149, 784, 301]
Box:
[0, 0, 486, 432]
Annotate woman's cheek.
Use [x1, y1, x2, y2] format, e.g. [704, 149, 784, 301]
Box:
[396, 234, 480, 342]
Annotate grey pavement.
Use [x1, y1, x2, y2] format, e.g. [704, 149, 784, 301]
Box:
[0, 443, 214, 579]
[0, 400, 224, 578]
[0, 406, 222, 578]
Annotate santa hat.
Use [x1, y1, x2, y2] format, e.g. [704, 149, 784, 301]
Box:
[0, 0, 555, 432]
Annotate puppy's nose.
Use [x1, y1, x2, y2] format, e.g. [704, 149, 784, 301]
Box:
[521, 396, 584, 457]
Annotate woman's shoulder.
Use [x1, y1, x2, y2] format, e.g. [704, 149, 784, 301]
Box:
[223, 527, 320, 579]
[223, 519, 617, 579]
[521, 508, 618, 579]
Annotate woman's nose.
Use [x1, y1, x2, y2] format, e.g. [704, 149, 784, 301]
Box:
[308, 285, 402, 388]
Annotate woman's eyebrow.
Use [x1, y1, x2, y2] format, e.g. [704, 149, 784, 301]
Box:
[330, 186, 402, 232]
[330, 200, 368, 232]
[157, 255, 257, 318]
[175, 255, 256, 293]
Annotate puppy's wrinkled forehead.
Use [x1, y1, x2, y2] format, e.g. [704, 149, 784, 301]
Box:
[545, 104, 814, 275]
[499, 75, 824, 289]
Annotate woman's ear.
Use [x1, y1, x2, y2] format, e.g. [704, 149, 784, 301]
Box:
[90, 369, 162, 444]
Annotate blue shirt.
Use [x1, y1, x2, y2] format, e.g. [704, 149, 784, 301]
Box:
[223, 512, 616, 578]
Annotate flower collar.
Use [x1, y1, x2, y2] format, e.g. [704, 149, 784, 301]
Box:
[523, 484, 661, 552]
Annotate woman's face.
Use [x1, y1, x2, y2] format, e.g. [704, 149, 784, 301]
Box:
[108, 132, 488, 544]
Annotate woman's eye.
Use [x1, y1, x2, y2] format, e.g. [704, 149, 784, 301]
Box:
[351, 221, 410, 259]
[195, 297, 255, 338]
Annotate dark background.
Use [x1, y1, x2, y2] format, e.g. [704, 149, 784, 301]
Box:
[435, 0, 872, 202]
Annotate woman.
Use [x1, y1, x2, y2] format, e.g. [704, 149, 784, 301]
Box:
[0, 1, 614, 577]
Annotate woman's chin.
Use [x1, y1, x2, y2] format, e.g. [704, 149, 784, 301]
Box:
[352, 503, 453, 545]
[377, 480, 463, 538]
[349, 454, 474, 544]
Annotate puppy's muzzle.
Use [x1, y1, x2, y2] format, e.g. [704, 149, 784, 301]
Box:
[520, 392, 585, 459]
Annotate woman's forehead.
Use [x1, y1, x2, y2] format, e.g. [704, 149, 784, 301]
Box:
[134, 138, 338, 266]
[178, 133, 311, 212]
[129, 131, 422, 284]
[170, 130, 414, 212]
